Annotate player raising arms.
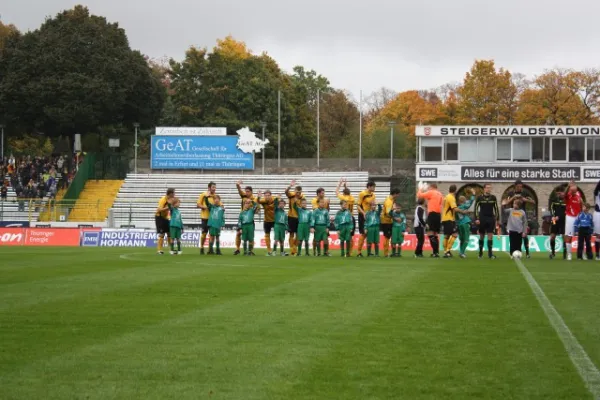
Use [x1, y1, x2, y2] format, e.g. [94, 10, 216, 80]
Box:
[196, 182, 216, 255]
[234, 181, 258, 255]
[336, 178, 356, 255]
[204, 194, 225, 255]
[356, 181, 377, 257]
[155, 188, 175, 255]
[417, 183, 443, 258]
[311, 188, 330, 256]
[474, 184, 499, 259]
[564, 180, 583, 261]
[257, 190, 279, 256]
[549, 189, 567, 260]
[286, 180, 305, 255]
[380, 188, 401, 257]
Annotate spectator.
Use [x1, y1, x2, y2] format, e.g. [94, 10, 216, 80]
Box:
[0, 184, 7, 201]
[17, 192, 26, 212]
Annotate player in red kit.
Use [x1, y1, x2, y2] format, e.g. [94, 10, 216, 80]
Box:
[564, 180, 583, 261]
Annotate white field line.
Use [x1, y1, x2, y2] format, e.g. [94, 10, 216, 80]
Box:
[513, 255, 600, 399]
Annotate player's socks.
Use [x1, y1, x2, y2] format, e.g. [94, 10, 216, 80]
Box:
[447, 236, 456, 252]
[158, 236, 164, 252]
[243, 241, 248, 254]
[312, 242, 317, 256]
[235, 234, 242, 251]
[428, 235, 438, 255]
[340, 241, 345, 257]
[177, 240, 181, 252]
[375, 244, 379, 256]
[478, 239, 484, 256]
[348, 239, 354, 256]
[324, 242, 329, 256]
[249, 243, 254, 254]
[563, 242, 567, 258]
[523, 237, 530, 255]
[383, 238, 389, 257]
[265, 235, 271, 253]
[306, 241, 310, 256]
[550, 238, 556, 255]
[358, 235, 366, 254]
[209, 240, 213, 253]
[442, 236, 449, 253]
[566, 243, 572, 255]
[487, 239, 493, 258]
[201, 233, 207, 250]
[273, 243, 277, 253]
[596, 239, 600, 258]
[170, 240, 175, 252]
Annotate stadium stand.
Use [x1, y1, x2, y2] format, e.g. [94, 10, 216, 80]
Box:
[110, 172, 391, 228]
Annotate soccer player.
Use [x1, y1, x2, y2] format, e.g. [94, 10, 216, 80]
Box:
[336, 178, 356, 255]
[204, 194, 225, 255]
[273, 199, 289, 256]
[292, 198, 312, 256]
[356, 181, 377, 257]
[441, 184, 459, 258]
[506, 199, 527, 258]
[155, 188, 175, 255]
[234, 180, 258, 255]
[549, 190, 567, 260]
[311, 198, 330, 256]
[168, 197, 183, 255]
[311, 188, 330, 256]
[257, 190, 279, 256]
[389, 203, 406, 257]
[456, 191, 476, 258]
[417, 183, 443, 257]
[594, 180, 600, 260]
[574, 203, 594, 261]
[334, 200, 353, 257]
[286, 180, 305, 255]
[564, 180, 583, 261]
[196, 182, 216, 255]
[474, 184, 499, 259]
[363, 201, 382, 257]
[238, 198, 259, 256]
[380, 188, 401, 257]
[413, 198, 426, 258]
[502, 180, 535, 258]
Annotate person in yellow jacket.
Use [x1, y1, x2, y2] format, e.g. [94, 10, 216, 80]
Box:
[356, 181, 377, 257]
[196, 181, 217, 255]
[285, 180, 305, 255]
[379, 188, 401, 257]
[257, 190, 280, 256]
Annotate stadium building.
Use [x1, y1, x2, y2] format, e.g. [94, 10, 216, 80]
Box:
[415, 125, 600, 233]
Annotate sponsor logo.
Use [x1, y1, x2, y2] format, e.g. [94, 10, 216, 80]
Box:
[82, 232, 100, 247]
[0, 231, 23, 244]
[424, 127, 431, 136]
[419, 168, 438, 178]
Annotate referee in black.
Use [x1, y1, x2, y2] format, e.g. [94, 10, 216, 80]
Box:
[474, 183, 499, 259]
[549, 191, 567, 259]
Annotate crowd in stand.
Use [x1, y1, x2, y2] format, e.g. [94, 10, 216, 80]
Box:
[0, 155, 76, 204]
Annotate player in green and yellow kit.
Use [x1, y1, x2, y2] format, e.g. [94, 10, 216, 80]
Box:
[238, 198, 259, 256]
[362, 201, 382, 257]
[334, 200, 353, 257]
[293, 199, 313, 256]
[389, 204, 406, 257]
[205, 194, 225, 255]
[311, 198, 330, 256]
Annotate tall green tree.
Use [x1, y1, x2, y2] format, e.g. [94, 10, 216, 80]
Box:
[0, 6, 164, 137]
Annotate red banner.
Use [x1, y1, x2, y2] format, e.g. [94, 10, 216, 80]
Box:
[0, 228, 81, 246]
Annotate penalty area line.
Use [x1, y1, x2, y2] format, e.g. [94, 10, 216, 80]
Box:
[513, 255, 600, 399]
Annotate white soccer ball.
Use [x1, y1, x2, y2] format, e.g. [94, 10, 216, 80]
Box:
[512, 250, 522, 259]
[418, 181, 429, 191]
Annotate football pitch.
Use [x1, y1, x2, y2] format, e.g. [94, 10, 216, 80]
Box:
[1, 248, 600, 399]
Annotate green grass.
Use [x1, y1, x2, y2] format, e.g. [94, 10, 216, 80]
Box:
[1, 248, 599, 399]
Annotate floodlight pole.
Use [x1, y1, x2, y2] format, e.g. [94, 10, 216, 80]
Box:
[133, 123, 140, 174]
[388, 121, 396, 176]
[260, 121, 267, 175]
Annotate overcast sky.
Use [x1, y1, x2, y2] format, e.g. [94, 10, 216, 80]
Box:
[4, 0, 600, 98]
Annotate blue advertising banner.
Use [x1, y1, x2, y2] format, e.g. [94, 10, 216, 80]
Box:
[90, 230, 201, 247]
[151, 135, 254, 170]
[0, 221, 30, 227]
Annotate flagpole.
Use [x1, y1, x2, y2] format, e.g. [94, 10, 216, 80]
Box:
[359, 90, 362, 171]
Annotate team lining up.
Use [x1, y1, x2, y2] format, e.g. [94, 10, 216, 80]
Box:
[152, 178, 600, 260]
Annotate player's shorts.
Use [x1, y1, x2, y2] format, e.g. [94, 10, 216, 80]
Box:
[209, 227, 221, 237]
[358, 213, 366, 234]
[313, 225, 328, 242]
[550, 218, 565, 235]
[274, 223, 286, 242]
[442, 220, 457, 235]
[478, 217, 496, 234]
[155, 216, 170, 235]
[169, 227, 182, 240]
[297, 222, 310, 241]
[201, 218, 209, 234]
[264, 221, 274, 234]
[338, 225, 352, 241]
[565, 215, 577, 237]
[366, 225, 380, 244]
[241, 223, 255, 241]
[427, 212, 441, 233]
[381, 223, 393, 239]
[392, 226, 405, 245]
[288, 217, 299, 234]
[594, 211, 600, 235]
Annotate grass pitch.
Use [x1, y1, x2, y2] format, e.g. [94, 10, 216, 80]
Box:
[1, 247, 600, 399]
